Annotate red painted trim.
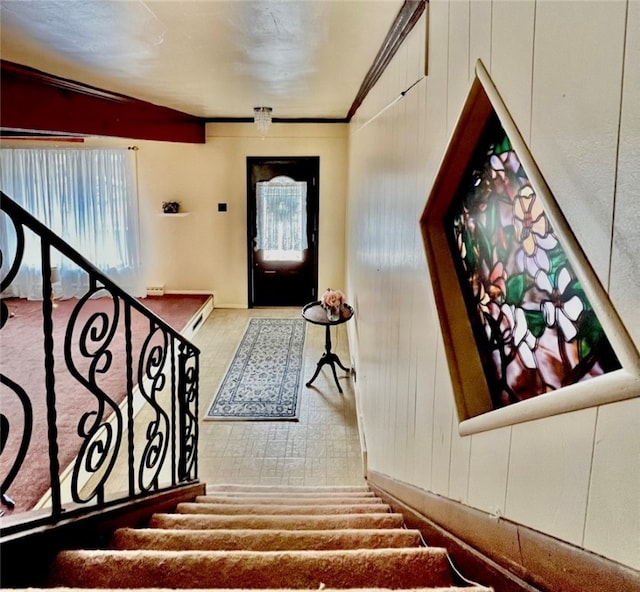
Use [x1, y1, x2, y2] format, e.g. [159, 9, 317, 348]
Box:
[0, 60, 205, 144]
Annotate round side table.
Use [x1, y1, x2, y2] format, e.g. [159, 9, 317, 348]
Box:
[301, 301, 354, 393]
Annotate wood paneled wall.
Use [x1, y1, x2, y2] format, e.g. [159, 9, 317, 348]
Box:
[346, 0, 640, 572]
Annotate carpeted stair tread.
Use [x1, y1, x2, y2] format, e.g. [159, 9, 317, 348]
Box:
[204, 490, 378, 499]
[177, 502, 392, 515]
[111, 527, 424, 551]
[46, 547, 455, 589]
[148, 512, 406, 531]
[195, 494, 384, 505]
[40, 484, 494, 591]
[20, 586, 494, 592]
[206, 484, 371, 494]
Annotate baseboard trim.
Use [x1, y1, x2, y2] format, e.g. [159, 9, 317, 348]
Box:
[367, 470, 640, 592]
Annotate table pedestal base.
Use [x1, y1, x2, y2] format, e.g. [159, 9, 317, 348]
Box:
[302, 302, 354, 394]
[306, 351, 350, 394]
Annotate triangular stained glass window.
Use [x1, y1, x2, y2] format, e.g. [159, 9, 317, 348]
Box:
[446, 111, 620, 409]
[420, 61, 639, 434]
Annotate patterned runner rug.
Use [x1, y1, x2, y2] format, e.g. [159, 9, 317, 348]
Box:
[205, 318, 306, 421]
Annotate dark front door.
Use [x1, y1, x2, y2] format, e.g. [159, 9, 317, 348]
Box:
[247, 157, 319, 307]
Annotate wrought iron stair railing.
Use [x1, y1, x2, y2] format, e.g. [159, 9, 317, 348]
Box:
[0, 192, 200, 533]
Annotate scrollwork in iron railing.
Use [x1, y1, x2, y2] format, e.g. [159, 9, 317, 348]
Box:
[0, 204, 33, 510]
[0, 376, 33, 510]
[137, 322, 171, 493]
[177, 342, 199, 482]
[0, 192, 200, 528]
[64, 284, 123, 506]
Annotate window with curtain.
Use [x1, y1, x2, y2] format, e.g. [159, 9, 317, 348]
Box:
[0, 147, 145, 299]
[256, 175, 308, 262]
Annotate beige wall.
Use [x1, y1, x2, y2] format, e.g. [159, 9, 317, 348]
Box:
[87, 123, 348, 308]
[346, 0, 639, 571]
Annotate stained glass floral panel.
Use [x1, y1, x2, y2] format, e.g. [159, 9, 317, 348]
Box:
[444, 112, 621, 410]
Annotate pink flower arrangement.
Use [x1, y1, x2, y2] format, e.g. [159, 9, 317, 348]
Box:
[321, 288, 345, 310]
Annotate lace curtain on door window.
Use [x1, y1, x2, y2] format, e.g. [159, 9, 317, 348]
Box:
[256, 176, 308, 261]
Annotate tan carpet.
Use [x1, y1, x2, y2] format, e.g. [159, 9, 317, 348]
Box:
[205, 491, 378, 498]
[47, 548, 454, 589]
[148, 512, 406, 531]
[111, 528, 423, 551]
[26, 588, 493, 592]
[206, 484, 372, 493]
[195, 495, 384, 505]
[44, 484, 494, 591]
[176, 503, 392, 515]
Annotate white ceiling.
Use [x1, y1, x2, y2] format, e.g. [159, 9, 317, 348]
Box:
[0, 0, 403, 120]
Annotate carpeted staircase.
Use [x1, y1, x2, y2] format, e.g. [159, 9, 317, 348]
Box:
[44, 484, 493, 591]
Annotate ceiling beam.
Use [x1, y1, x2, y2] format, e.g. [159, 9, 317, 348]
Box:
[0, 2, 423, 138]
[0, 60, 206, 144]
[346, 0, 426, 121]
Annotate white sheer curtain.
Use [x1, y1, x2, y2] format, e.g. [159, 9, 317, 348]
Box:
[256, 175, 308, 261]
[0, 148, 145, 299]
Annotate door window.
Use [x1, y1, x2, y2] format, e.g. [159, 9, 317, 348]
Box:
[256, 175, 308, 262]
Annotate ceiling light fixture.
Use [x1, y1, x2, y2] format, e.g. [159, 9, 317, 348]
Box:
[253, 106, 272, 137]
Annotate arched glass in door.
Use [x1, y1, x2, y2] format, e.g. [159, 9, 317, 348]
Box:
[256, 175, 308, 262]
[247, 156, 319, 307]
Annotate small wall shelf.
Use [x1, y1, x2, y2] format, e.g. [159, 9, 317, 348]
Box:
[158, 212, 190, 217]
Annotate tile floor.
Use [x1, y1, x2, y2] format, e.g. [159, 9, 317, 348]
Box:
[192, 307, 366, 487]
